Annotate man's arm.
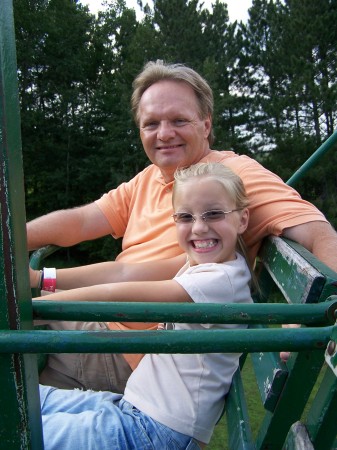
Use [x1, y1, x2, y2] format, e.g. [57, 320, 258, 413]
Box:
[282, 221, 337, 273]
[27, 202, 112, 251]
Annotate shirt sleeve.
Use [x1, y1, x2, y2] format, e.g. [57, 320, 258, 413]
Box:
[174, 260, 251, 305]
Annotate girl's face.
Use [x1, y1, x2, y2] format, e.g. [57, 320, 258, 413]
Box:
[173, 178, 249, 266]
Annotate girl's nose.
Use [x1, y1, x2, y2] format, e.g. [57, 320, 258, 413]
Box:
[191, 217, 209, 233]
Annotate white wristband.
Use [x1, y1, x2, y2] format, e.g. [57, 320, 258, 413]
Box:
[42, 267, 56, 292]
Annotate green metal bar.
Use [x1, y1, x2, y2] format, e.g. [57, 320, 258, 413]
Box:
[32, 299, 337, 324]
[250, 339, 288, 412]
[29, 245, 60, 270]
[325, 321, 337, 374]
[0, 326, 333, 354]
[30, 245, 59, 297]
[256, 350, 325, 449]
[0, 1, 42, 448]
[286, 130, 337, 187]
[226, 367, 255, 450]
[306, 366, 337, 450]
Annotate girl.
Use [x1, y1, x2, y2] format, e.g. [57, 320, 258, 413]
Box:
[38, 162, 252, 449]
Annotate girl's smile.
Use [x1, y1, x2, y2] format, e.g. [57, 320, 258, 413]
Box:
[192, 239, 218, 250]
[173, 178, 249, 266]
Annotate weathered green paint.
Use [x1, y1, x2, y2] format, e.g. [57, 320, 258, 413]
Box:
[256, 350, 326, 449]
[246, 235, 337, 447]
[0, 1, 43, 448]
[306, 366, 337, 449]
[325, 321, 337, 374]
[258, 236, 337, 304]
[0, 326, 333, 354]
[284, 238, 337, 301]
[32, 299, 337, 324]
[226, 367, 255, 450]
[283, 422, 314, 450]
[250, 338, 288, 412]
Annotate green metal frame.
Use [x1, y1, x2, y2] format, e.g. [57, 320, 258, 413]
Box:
[286, 130, 337, 188]
[0, 1, 42, 448]
[225, 235, 337, 450]
[1, 1, 337, 448]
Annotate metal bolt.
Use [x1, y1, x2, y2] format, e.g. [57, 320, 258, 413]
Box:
[327, 340, 336, 356]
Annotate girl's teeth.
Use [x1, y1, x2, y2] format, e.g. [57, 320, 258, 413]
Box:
[194, 239, 217, 249]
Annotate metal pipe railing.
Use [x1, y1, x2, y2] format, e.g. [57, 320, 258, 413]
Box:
[0, 326, 334, 354]
[286, 130, 337, 187]
[32, 299, 337, 325]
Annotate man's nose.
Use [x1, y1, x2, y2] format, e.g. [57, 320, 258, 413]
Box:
[157, 121, 175, 140]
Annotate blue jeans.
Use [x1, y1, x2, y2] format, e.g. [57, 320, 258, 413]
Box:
[40, 385, 202, 450]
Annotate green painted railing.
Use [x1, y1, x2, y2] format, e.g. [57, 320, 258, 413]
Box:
[286, 130, 337, 187]
[1, 0, 337, 448]
[0, 326, 334, 354]
[0, 1, 43, 449]
[32, 299, 337, 324]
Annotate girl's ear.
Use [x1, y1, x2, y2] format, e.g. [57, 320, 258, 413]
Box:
[238, 208, 249, 234]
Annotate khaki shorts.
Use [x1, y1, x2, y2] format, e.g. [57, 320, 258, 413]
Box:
[39, 321, 132, 393]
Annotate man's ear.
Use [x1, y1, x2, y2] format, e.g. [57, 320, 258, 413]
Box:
[204, 115, 212, 139]
[238, 208, 249, 234]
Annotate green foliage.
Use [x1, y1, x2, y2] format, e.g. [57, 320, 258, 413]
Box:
[14, 0, 337, 262]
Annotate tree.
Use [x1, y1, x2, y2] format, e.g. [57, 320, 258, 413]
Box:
[201, 1, 251, 153]
[14, 0, 337, 260]
[151, 0, 206, 68]
[15, 0, 98, 218]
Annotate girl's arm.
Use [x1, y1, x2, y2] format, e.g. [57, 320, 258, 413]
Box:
[35, 279, 192, 303]
[30, 254, 185, 290]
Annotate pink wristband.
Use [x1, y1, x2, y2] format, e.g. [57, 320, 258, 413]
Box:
[42, 268, 56, 292]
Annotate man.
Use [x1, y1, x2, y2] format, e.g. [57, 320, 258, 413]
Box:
[28, 60, 337, 392]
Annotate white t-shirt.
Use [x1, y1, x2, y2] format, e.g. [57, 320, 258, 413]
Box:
[124, 253, 252, 444]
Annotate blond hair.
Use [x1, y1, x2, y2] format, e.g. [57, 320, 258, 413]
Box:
[131, 60, 214, 145]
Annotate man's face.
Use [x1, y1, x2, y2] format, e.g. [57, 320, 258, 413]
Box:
[138, 80, 211, 182]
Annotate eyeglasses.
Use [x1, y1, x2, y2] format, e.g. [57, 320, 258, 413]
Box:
[172, 209, 242, 224]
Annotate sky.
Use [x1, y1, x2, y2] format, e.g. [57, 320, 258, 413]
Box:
[82, 0, 253, 23]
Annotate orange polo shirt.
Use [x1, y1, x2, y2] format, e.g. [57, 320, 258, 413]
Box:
[96, 150, 327, 368]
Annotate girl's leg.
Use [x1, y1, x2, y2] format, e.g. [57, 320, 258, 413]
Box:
[40, 384, 122, 414]
[40, 387, 202, 450]
[40, 386, 150, 450]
